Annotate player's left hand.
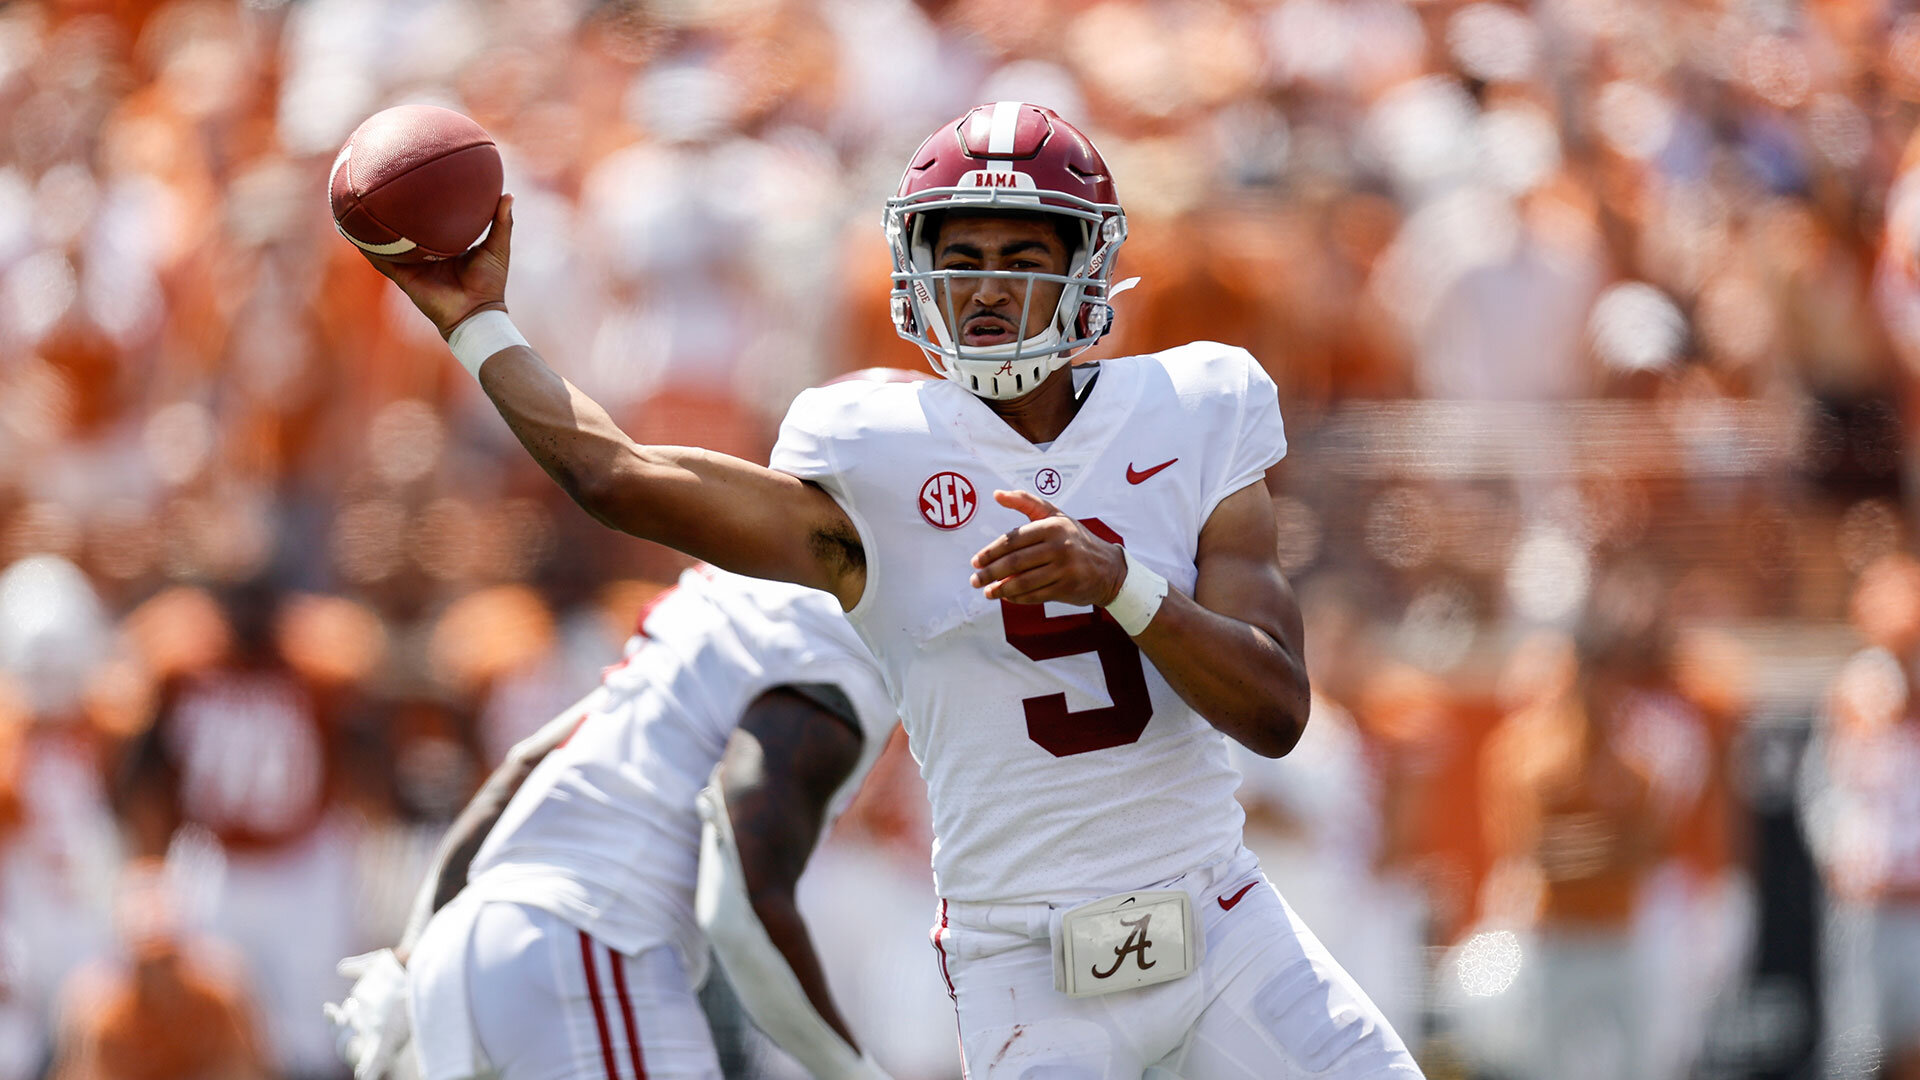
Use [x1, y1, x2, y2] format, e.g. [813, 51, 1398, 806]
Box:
[970, 490, 1126, 606]
[323, 948, 412, 1080]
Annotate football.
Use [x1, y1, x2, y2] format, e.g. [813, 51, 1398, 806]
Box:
[330, 105, 503, 263]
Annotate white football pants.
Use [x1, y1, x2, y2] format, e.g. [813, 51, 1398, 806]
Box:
[411, 899, 721, 1080]
[930, 850, 1423, 1079]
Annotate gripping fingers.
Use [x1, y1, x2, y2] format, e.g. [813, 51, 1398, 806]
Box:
[986, 568, 1066, 602]
[971, 542, 1057, 589]
[971, 489, 1067, 569]
[972, 523, 1050, 573]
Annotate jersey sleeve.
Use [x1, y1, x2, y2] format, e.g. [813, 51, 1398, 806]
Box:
[826, 666, 899, 817]
[769, 386, 840, 484]
[768, 382, 897, 624]
[1203, 348, 1288, 521]
[789, 602, 900, 823]
[784, 588, 897, 747]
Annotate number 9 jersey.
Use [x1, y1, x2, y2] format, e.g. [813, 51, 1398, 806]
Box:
[771, 342, 1287, 904]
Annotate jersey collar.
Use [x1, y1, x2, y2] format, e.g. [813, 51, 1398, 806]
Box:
[938, 358, 1141, 499]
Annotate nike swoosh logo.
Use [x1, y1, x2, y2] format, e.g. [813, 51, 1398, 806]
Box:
[1217, 881, 1260, 912]
[1126, 458, 1178, 484]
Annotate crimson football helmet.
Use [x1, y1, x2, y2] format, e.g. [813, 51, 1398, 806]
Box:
[885, 102, 1129, 400]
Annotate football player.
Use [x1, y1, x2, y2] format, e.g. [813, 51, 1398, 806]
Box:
[360, 102, 1420, 1077]
[120, 579, 361, 1080]
[325, 564, 899, 1080]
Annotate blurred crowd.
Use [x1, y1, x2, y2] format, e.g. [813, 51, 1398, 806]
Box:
[5, 0, 1920, 1077]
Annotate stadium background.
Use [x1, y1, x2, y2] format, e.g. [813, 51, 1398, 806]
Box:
[2, 0, 1919, 1076]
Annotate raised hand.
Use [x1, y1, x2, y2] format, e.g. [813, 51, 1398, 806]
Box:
[969, 489, 1127, 606]
[360, 194, 514, 338]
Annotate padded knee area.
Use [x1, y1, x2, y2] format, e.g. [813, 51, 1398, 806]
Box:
[1251, 963, 1381, 1073]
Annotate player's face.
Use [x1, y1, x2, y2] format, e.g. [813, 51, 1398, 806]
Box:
[930, 216, 1070, 348]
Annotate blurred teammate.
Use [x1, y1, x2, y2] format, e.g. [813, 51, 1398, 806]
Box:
[361, 102, 1417, 1076]
[326, 562, 898, 1080]
[118, 579, 359, 1080]
[1481, 626, 1661, 1080]
[1808, 555, 1920, 1080]
[0, 556, 122, 1079]
[48, 860, 268, 1080]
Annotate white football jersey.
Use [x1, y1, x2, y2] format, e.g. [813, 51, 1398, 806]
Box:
[770, 342, 1287, 903]
[467, 566, 896, 970]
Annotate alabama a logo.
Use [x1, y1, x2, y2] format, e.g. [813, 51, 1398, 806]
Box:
[1090, 912, 1156, 980]
[920, 471, 976, 530]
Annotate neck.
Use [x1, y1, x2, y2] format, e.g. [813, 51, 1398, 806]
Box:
[982, 365, 1082, 444]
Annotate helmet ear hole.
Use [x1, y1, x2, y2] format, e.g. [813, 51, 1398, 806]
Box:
[1080, 301, 1113, 340]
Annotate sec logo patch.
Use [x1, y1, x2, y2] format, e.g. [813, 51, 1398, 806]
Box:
[1034, 467, 1062, 496]
[920, 471, 976, 530]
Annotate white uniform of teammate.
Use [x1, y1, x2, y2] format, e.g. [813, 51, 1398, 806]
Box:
[405, 567, 895, 1080]
[772, 345, 1419, 1077]
[1817, 706, 1920, 1060]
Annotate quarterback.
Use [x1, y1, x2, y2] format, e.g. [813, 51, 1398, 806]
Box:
[362, 102, 1419, 1077]
[324, 565, 899, 1080]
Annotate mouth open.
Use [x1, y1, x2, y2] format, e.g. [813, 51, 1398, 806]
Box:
[962, 316, 1018, 346]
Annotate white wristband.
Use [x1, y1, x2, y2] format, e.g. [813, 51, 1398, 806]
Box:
[446, 309, 527, 378]
[1103, 548, 1168, 636]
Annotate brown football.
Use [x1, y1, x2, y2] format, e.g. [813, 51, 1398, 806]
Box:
[330, 105, 502, 263]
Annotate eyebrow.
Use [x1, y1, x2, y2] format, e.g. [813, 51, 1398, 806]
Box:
[936, 239, 1055, 261]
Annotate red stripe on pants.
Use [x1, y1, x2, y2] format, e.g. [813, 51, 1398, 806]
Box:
[933, 898, 955, 1001]
[578, 931, 621, 1080]
[607, 944, 649, 1079]
[933, 899, 968, 1079]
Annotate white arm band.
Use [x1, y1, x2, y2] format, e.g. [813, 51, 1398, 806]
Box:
[695, 783, 893, 1080]
[446, 310, 528, 379]
[1102, 548, 1169, 636]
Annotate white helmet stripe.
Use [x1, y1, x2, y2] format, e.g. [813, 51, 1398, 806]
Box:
[987, 101, 1023, 155]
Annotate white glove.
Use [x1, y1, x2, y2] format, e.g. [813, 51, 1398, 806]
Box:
[323, 948, 412, 1080]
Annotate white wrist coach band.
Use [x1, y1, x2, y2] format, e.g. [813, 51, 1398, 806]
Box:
[447, 309, 528, 378]
[1103, 548, 1168, 636]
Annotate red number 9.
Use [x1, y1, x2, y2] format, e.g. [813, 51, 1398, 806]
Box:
[1000, 518, 1154, 756]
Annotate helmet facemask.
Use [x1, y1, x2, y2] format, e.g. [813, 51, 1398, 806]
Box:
[886, 189, 1127, 401]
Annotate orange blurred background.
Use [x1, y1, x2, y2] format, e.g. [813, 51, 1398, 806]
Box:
[5, 0, 1920, 1077]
